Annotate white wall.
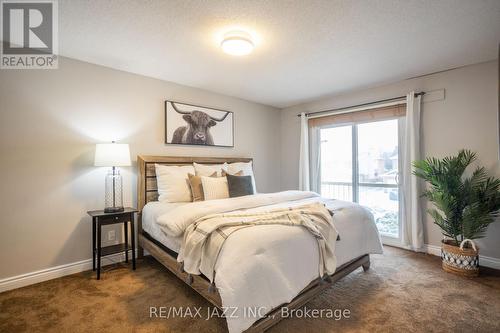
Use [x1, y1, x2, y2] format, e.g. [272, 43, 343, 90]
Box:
[280, 61, 500, 259]
[0, 57, 281, 280]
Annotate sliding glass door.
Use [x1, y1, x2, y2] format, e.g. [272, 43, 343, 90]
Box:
[320, 118, 402, 240]
[320, 125, 353, 201]
[357, 120, 400, 238]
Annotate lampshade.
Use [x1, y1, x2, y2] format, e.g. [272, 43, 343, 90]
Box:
[94, 143, 131, 167]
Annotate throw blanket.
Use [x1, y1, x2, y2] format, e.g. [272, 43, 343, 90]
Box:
[178, 202, 339, 282]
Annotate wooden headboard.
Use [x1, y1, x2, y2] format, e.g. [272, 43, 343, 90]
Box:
[137, 155, 253, 213]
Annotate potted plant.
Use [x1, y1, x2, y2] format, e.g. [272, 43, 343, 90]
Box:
[413, 150, 500, 277]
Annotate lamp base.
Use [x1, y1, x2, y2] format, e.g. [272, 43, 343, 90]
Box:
[104, 206, 124, 213]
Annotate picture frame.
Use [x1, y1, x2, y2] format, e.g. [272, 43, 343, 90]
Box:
[164, 100, 234, 147]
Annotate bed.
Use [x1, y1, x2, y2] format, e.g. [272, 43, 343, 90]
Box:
[137, 156, 383, 333]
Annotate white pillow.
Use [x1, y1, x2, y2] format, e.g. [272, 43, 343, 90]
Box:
[227, 161, 257, 193]
[155, 164, 194, 202]
[201, 176, 229, 200]
[193, 162, 228, 177]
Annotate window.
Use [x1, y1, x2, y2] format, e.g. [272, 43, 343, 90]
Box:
[314, 104, 405, 240]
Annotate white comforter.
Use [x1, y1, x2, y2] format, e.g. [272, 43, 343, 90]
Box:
[155, 191, 383, 333]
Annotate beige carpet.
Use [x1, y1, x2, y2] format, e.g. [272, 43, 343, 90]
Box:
[1, 246, 499, 333]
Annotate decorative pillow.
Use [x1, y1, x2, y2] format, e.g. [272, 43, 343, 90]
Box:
[201, 176, 229, 200]
[227, 161, 257, 193]
[194, 162, 228, 177]
[188, 172, 217, 202]
[155, 164, 194, 202]
[226, 174, 255, 198]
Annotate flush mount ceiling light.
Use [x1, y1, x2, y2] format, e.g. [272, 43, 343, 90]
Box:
[220, 31, 254, 56]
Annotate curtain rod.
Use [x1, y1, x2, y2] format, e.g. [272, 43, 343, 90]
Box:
[296, 92, 425, 118]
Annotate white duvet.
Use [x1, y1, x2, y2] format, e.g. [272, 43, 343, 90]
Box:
[155, 191, 383, 333]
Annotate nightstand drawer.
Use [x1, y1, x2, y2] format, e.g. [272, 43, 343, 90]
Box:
[99, 214, 131, 225]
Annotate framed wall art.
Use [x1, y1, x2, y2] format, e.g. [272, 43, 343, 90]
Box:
[165, 100, 234, 147]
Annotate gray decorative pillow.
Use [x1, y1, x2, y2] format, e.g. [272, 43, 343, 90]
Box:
[226, 174, 255, 198]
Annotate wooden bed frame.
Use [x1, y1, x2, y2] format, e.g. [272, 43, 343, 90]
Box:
[137, 155, 370, 332]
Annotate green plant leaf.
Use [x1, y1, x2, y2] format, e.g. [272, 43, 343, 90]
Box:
[412, 149, 500, 240]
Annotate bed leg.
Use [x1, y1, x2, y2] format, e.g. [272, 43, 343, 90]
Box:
[137, 245, 144, 259]
[362, 258, 370, 272]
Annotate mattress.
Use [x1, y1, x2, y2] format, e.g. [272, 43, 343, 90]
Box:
[141, 201, 184, 252]
[143, 198, 378, 268]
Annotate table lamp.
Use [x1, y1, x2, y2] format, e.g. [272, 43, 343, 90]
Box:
[94, 142, 131, 213]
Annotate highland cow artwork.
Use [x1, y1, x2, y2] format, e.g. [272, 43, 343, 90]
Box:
[165, 101, 234, 147]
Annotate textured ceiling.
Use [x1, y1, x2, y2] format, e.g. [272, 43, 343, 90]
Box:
[58, 0, 500, 108]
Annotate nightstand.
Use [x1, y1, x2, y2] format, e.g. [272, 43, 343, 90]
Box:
[87, 208, 138, 279]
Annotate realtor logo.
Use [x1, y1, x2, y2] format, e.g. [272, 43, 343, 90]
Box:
[1, 0, 58, 69]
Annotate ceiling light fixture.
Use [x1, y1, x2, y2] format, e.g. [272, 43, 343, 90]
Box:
[221, 31, 254, 56]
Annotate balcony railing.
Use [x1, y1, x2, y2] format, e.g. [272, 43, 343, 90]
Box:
[321, 181, 353, 201]
[321, 181, 398, 201]
[321, 180, 400, 238]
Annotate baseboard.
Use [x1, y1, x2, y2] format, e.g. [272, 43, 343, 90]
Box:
[423, 244, 500, 270]
[0, 252, 135, 293]
[2, 244, 498, 293]
[423, 244, 442, 256]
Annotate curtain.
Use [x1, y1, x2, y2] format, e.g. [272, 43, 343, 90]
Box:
[401, 92, 424, 251]
[309, 125, 321, 193]
[299, 112, 310, 191]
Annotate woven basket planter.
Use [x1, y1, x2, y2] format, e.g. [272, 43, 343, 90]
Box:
[441, 239, 479, 277]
